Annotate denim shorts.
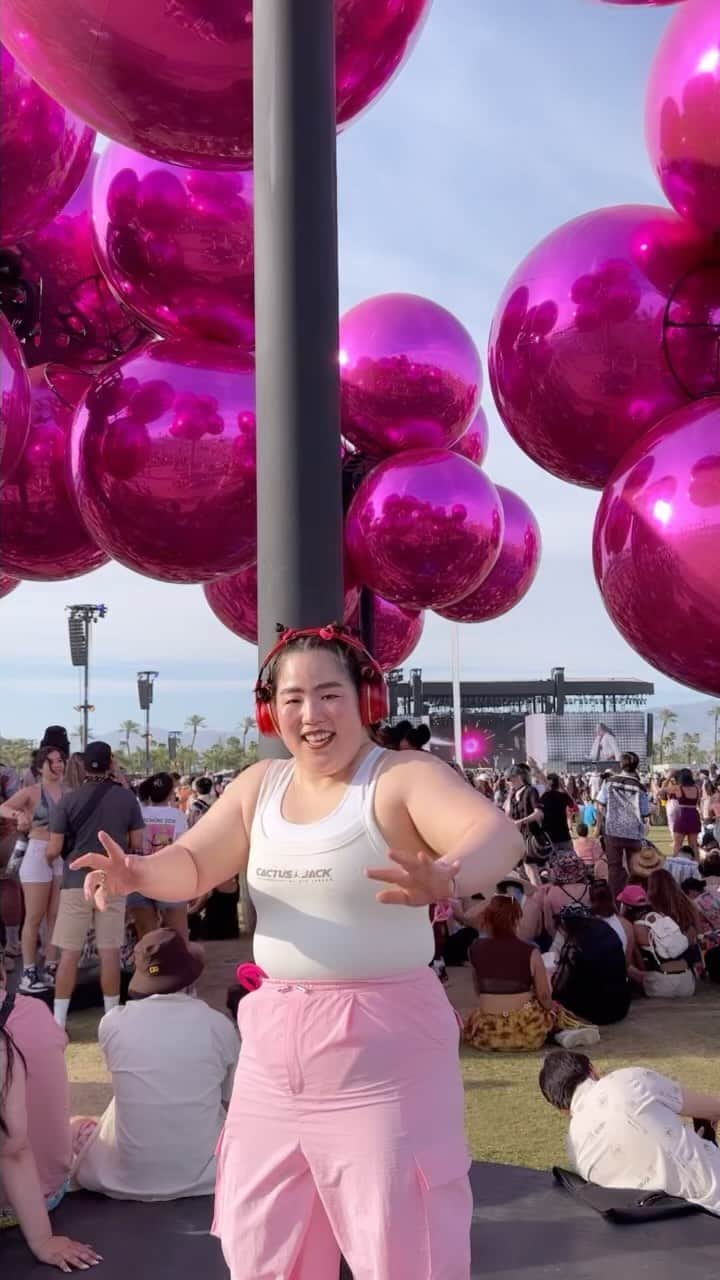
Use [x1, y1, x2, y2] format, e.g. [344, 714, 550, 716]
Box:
[0, 1179, 68, 1229]
[127, 892, 186, 910]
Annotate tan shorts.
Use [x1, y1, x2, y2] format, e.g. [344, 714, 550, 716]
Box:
[52, 888, 126, 951]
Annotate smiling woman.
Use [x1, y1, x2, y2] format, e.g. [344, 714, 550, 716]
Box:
[71, 623, 523, 1280]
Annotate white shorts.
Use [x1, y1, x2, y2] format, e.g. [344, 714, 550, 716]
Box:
[18, 837, 63, 885]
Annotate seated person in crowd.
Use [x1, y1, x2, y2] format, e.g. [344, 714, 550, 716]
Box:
[551, 904, 630, 1026]
[700, 833, 720, 866]
[442, 893, 486, 967]
[539, 1051, 720, 1217]
[589, 882, 636, 963]
[682, 864, 720, 983]
[73, 929, 239, 1201]
[541, 852, 591, 940]
[665, 843, 700, 887]
[619, 875, 697, 999]
[572, 823, 604, 872]
[0, 970, 99, 1270]
[463, 895, 599, 1053]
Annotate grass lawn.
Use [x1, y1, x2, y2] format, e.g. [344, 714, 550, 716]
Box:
[67, 821, 717, 1171]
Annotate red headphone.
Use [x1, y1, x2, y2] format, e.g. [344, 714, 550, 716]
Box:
[254, 623, 389, 737]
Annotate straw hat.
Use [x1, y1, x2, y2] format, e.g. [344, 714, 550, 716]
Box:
[627, 845, 663, 878]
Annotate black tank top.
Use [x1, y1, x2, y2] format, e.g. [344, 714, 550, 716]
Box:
[469, 936, 534, 995]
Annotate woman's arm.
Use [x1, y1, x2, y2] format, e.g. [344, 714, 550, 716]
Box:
[398, 755, 524, 896]
[71, 762, 272, 905]
[0, 1042, 99, 1270]
[530, 947, 553, 1010]
[0, 784, 35, 825]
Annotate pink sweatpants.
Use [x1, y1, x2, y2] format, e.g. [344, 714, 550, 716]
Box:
[212, 967, 472, 1280]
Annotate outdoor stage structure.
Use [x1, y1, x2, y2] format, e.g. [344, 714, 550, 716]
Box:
[388, 667, 655, 769]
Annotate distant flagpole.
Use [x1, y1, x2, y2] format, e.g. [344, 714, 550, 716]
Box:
[450, 622, 464, 770]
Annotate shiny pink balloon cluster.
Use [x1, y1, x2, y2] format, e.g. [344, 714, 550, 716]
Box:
[92, 146, 255, 347]
[489, 1, 720, 694]
[202, 294, 540, 661]
[0, 46, 94, 247]
[70, 341, 258, 584]
[337, 293, 541, 655]
[16, 159, 150, 371]
[1, 0, 431, 169]
[0, 315, 31, 490]
[646, 0, 720, 233]
[0, 364, 108, 582]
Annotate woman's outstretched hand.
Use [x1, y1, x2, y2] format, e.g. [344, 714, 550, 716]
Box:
[365, 849, 461, 908]
[70, 831, 137, 909]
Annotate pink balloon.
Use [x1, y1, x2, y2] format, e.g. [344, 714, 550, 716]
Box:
[92, 144, 254, 347]
[204, 566, 360, 646]
[345, 449, 503, 610]
[646, 0, 720, 232]
[593, 398, 720, 697]
[1, 1, 431, 169]
[599, 2, 683, 6]
[0, 364, 108, 581]
[340, 294, 481, 456]
[0, 46, 94, 246]
[345, 592, 425, 672]
[488, 205, 719, 490]
[70, 340, 257, 584]
[452, 408, 489, 467]
[10, 158, 150, 370]
[0, 314, 31, 489]
[0, 574, 19, 600]
[436, 486, 541, 623]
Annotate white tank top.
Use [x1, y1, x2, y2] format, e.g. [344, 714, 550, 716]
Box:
[247, 745, 433, 980]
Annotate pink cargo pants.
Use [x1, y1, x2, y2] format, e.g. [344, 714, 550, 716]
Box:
[212, 966, 472, 1280]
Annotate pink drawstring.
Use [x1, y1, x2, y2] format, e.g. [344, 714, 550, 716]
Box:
[236, 962, 267, 992]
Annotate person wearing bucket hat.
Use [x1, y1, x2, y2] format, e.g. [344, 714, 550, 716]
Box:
[73, 929, 239, 1202]
[128, 927, 204, 996]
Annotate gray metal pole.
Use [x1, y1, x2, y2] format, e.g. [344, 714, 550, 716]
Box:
[253, 0, 344, 759]
[82, 645, 89, 751]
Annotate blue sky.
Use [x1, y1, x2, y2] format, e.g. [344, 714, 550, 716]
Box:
[1, 0, 702, 742]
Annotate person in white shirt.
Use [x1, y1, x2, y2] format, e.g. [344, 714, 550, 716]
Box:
[590, 724, 620, 764]
[539, 1051, 720, 1215]
[665, 844, 700, 887]
[72, 929, 238, 1201]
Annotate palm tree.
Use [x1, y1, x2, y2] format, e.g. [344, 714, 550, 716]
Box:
[185, 714, 207, 765]
[119, 719, 141, 756]
[708, 705, 720, 763]
[240, 715, 256, 753]
[681, 732, 703, 765]
[657, 709, 677, 763]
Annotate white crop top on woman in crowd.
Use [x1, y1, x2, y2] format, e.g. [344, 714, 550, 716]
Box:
[247, 745, 432, 980]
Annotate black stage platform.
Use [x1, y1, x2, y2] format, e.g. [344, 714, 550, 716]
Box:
[5, 1161, 719, 1278]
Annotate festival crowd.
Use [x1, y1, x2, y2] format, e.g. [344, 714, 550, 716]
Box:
[1, 705, 720, 1274]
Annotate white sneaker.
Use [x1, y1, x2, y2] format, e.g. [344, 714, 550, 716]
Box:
[19, 965, 50, 993]
[555, 1026, 600, 1049]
